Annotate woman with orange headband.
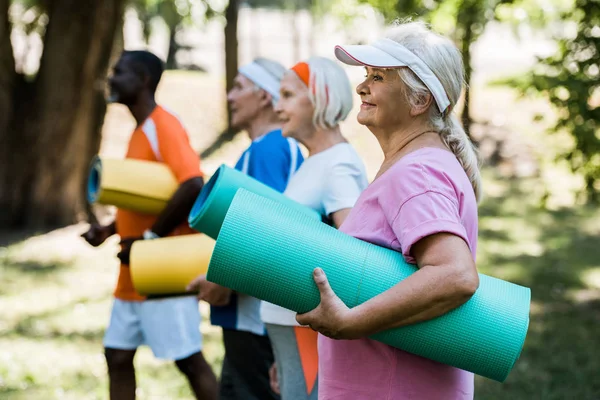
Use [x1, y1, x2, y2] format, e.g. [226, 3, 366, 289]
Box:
[260, 57, 368, 399]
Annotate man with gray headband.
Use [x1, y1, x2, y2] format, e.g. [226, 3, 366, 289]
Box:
[188, 57, 303, 400]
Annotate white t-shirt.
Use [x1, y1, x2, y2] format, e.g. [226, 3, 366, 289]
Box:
[260, 142, 369, 326]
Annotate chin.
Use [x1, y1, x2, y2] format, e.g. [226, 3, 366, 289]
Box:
[230, 116, 244, 130]
[356, 114, 371, 126]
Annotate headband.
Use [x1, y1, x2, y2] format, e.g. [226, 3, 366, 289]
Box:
[291, 62, 310, 86]
[239, 61, 281, 101]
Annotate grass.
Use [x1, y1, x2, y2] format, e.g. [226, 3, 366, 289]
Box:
[474, 174, 600, 400]
[1, 175, 598, 399]
[0, 227, 224, 400]
[1, 70, 599, 399]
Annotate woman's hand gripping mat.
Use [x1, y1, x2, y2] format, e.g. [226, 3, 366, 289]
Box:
[206, 189, 531, 382]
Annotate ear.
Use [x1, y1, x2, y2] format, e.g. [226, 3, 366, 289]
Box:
[258, 89, 273, 108]
[409, 93, 434, 117]
[140, 72, 151, 89]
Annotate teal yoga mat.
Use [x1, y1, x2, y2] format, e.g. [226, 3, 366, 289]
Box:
[207, 189, 531, 382]
[188, 164, 321, 239]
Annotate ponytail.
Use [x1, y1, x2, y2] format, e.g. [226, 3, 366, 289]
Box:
[440, 114, 483, 203]
[387, 22, 483, 203]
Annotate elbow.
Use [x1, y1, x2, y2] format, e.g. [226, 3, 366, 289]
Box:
[455, 267, 479, 301]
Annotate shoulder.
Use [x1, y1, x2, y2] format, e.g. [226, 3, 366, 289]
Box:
[255, 130, 285, 147]
[151, 106, 188, 136]
[327, 144, 367, 175]
[252, 130, 294, 157]
[337, 143, 366, 166]
[383, 148, 467, 207]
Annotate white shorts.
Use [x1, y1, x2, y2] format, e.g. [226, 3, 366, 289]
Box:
[103, 296, 202, 360]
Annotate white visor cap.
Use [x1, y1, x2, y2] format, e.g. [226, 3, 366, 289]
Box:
[334, 38, 451, 113]
[239, 61, 281, 102]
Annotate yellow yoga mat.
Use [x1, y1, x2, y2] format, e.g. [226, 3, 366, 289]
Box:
[130, 234, 214, 296]
[86, 156, 178, 215]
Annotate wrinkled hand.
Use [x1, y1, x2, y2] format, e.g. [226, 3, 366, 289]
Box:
[117, 236, 142, 265]
[186, 274, 232, 306]
[81, 223, 113, 247]
[268, 363, 280, 395]
[296, 268, 361, 340]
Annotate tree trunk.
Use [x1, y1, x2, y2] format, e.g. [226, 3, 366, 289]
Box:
[166, 25, 178, 69]
[291, 9, 301, 63]
[455, 0, 479, 141]
[0, 0, 125, 229]
[201, 0, 240, 160]
[249, 8, 259, 59]
[461, 23, 473, 140]
[110, 13, 125, 75]
[309, 12, 316, 56]
[0, 0, 14, 145]
[0, 0, 28, 227]
[225, 0, 240, 97]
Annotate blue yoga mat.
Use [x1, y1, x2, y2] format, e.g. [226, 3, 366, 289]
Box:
[207, 189, 531, 382]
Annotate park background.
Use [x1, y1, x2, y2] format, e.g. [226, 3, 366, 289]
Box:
[0, 0, 598, 399]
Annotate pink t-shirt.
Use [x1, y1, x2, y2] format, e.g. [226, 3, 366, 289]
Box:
[318, 147, 477, 400]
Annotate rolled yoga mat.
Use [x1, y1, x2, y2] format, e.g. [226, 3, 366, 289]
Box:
[87, 156, 178, 215]
[207, 189, 531, 382]
[188, 164, 320, 239]
[130, 233, 214, 296]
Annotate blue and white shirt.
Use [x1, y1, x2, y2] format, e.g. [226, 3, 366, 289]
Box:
[210, 129, 304, 335]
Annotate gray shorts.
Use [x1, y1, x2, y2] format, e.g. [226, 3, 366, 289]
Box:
[265, 323, 318, 400]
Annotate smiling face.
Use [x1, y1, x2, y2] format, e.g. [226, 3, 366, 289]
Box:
[227, 74, 269, 129]
[356, 67, 411, 130]
[274, 72, 315, 141]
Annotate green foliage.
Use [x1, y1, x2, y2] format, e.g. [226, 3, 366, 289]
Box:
[126, 0, 222, 68]
[507, 0, 600, 202]
[128, 0, 219, 39]
[8, 0, 47, 37]
[359, 0, 434, 21]
[359, 0, 516, 135]
[359, 0, 514, 43]
[245, 0, 311, 10]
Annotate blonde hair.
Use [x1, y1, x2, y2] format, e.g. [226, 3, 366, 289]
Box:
[386, 21, 483, 202]
[288, 56, 354, 130]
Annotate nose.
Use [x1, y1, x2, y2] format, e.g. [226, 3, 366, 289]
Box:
[273, 98, 282, 114]
[226, 89, 235, 103]
[356, 79, 370, 96]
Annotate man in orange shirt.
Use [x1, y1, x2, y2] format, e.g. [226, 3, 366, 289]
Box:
[82, 50, 217, 400]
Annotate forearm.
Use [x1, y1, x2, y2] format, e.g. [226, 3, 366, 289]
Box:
[348, 264, 478, 337]
[108, 221, 117, 236]
[150, 176, 204, 237]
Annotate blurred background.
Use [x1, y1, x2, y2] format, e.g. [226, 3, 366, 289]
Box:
[0, 0, 598, 399]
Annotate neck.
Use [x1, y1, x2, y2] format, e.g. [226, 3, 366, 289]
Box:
[301, 125, 346, 156]
[128, 95, 157, 126]
[371, 119, 444, 178]
[246, 110, 280, 141]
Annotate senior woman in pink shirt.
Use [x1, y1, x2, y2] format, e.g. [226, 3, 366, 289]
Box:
[296, 21, 482, 399]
